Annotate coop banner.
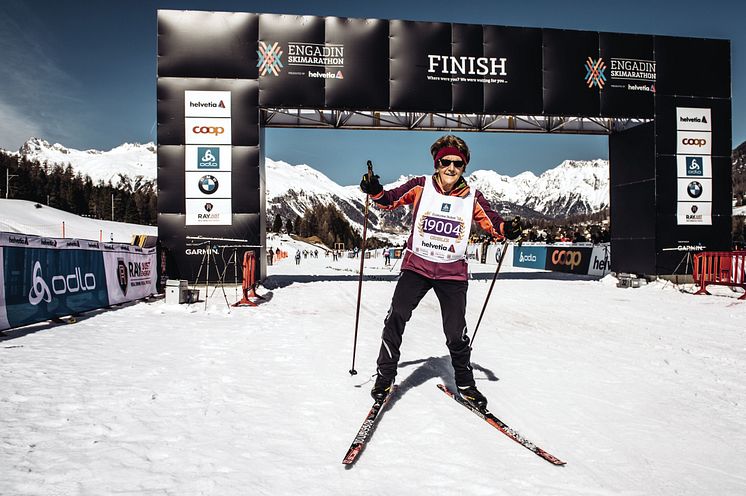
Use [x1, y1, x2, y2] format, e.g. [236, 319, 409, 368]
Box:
[0, 233, 156, 331]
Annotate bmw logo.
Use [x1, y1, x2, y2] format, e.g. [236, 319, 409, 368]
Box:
[198, 175, 219, 194]
[687, 181, 703, 199]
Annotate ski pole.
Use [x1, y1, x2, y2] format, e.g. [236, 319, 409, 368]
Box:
[350, 160, 374, 376]
[470, 237, 510, 347]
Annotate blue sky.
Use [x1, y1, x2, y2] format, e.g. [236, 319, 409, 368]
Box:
[1, 0, 743, 185]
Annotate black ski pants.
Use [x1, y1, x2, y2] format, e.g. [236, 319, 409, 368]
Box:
[376, 269, 475, 387]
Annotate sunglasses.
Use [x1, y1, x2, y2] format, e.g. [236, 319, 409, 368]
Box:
[437, 158, 465, 169]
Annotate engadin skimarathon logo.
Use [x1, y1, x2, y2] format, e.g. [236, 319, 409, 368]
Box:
[257, 41, 284, 76]
[426, 54, 508, 84]
[584, 57, 607, 89]
[27, 261, 97, 305]
[258, 41, 346, 78]
[197, 147, 219, 169]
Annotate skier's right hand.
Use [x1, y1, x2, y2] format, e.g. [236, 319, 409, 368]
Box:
[360, 173, 383, 195]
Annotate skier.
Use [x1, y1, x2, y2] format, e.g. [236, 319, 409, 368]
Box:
[359, 134, 523, 410]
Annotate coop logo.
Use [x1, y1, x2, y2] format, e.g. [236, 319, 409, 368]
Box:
[687, 181, 703, 199]
[551, 250, 583, 270]
[584, 57, 607, 89]
[682, 137, 707, 147]
[192, 125, 224, 136]
[519, 253, 537, 263]
[197, 147, 219, 169]
[685, 157, 704, 176]
[257, 41, 284, 76]
[27, 261, 97, 305]
[117, 258, 128, 296]
[198, 175, 219, 195]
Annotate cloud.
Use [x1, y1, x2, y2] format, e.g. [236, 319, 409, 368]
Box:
[0, 1, 87, 149]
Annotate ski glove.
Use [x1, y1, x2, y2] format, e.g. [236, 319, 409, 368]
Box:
[502, 216, 524, 241]
[360, 173, 383, 195]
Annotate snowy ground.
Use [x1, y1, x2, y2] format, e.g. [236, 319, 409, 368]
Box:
[2, 236, 746, 495]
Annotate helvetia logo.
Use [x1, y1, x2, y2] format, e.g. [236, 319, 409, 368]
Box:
[257, 41, 284, 76]
[198, 175, 219, 195]
[584, 57, 607, 89]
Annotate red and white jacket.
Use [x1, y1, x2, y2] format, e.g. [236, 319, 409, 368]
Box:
[371, 174, 506, 281]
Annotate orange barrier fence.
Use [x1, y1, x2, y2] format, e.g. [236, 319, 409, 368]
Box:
[233, 251, 265, 307]
[692, 251, 746, 300]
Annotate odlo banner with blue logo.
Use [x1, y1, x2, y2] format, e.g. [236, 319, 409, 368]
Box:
[0, 233, 157, 332]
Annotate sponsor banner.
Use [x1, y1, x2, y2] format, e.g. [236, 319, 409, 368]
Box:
[545, 247, 593, 274]
[185, 171, 232, 199]
[2, 246, 109, 329]
[0, 248, 7, 330]
[512, 245, 547, 270]
[676, 107, 711, 132]
[102, 250, 157, 306]
[676, 131, 711, 155]
[185, 145, 232, 172]
[185, 117, 232, 145]
[259, 40, 346, 79]
[677, 178, 712, 202]
[184, 90, 231, 118]
[588, 245, 612, 277]
[677, 202, 712, 225]
[185, 198, 232, 226]
[676, 155, 711, 179]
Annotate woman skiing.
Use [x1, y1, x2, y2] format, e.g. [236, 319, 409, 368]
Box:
[359, 134, 522, 409]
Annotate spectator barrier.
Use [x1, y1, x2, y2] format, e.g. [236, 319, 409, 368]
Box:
[0, 232, 157, 332]
[693, 251, 746, 299]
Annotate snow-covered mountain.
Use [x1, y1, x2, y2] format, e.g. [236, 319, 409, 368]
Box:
[15, 137, 156, 185]
[6, 138, 611, 229]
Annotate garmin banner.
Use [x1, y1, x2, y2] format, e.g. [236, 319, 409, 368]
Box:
[157, 10, 731, 278]
[0, 233, 156, 332]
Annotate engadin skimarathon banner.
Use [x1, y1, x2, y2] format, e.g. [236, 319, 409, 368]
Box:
[0, 233, 157, 332]
[512, 243, 611, 277]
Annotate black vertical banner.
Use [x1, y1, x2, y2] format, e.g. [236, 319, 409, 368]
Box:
[324, 17, 389, 110]
[483, 26, 542, 114]
[258, 14, 326, 108]
[600, 33, 654, 118]
[543, 29, 600, 116]
[390, 20, 452, 112]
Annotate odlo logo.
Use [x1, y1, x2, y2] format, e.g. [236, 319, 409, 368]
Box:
[28, 261, 97, 305]
[519, 253, 537, 263]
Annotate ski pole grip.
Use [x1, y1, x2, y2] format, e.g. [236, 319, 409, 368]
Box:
[366, 160, 373, 180]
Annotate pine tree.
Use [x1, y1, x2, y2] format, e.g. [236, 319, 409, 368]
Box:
[272, 214, 283, 233]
